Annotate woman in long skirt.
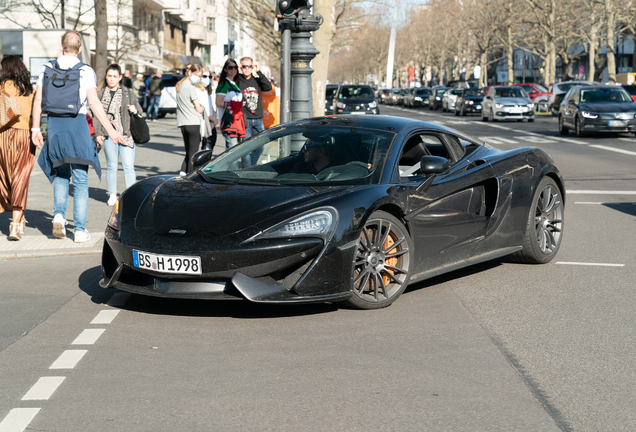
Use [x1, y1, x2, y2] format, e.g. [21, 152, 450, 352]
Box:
[0, 55, 35, 241]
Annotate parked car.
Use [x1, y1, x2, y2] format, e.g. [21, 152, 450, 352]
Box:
[442, 88, 463, 112]
[454, 88, 485, 116]
[558, 85, 636, 136]
[325, 84, 339, 114]
[378, 88, 392, 104]
[403, 88, 417, 107]
[515, 83, 549, 112]
[331, 84, 379, 115]
[428, 87, 448, 110]
[412, 87, 432, 108]
[156, 74, 184, 118]
[620, 84, 636, 102]
[397, 88, 409, 105]
[389, 88, 402, 105]
[481, 86, 535, 122]
[548, 80, 597, 115]
[100, 115, 564, 309]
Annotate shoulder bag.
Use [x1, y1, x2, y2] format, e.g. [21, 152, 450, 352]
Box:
[128, 89, 150, 143]
[0, 88, 22, 132]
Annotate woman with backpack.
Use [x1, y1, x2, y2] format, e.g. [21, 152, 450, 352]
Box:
[0, 55, 35, 240]
[93, 64, 144, 206]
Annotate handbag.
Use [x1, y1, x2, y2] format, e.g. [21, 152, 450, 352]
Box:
[130, 112, 150, 143]
[0, 88, 22, 131]
[200, 111, 213, 139]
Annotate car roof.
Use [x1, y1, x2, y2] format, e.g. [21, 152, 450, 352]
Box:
[304, 114, 462, 135]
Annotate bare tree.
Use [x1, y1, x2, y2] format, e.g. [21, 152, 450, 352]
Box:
[95, 0, 108, 80]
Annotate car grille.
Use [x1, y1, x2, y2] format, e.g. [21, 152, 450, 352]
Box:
[600, 113, 634, 120]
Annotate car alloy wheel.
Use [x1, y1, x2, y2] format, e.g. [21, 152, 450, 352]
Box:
[481, 108, 488, 121]
[510, 177, 564, 264]
[343, 211, 412, 309]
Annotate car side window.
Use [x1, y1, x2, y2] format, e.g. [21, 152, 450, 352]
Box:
[398, 134, 452, 179]
[573, 90, 580, 105]
[443, 134, 465, 160]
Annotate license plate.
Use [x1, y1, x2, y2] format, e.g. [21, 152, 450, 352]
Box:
[608, 120, 628, 127]
[476, 105, 482, 109]
[350, 111, 367, 115]
[133, 250, 202, 275]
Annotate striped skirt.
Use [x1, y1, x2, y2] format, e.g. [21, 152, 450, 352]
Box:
[0, 128, 35, 213]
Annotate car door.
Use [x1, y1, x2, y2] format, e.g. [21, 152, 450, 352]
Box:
[482, 88, 494, 116]
[561, 88, 577, 127]
[396, 131, 496, 274]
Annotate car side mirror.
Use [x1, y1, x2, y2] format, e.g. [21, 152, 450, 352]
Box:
[420, 155, 451, 175]
[192, 149, 214, 167]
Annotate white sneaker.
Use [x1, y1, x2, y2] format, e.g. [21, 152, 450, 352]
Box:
[74, 229, 91, 243]
[52, 214, 67, 238]
[107, 194, 118, 206]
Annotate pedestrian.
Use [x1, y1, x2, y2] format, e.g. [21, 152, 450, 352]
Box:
[0, 55, 35, 241]
[132, 73, 145, 108]
[175, 63, 193, 93]
[32, 30, 124, 243]
[122, 69, 133, 89]
[176, 63, 206, 175]
[197, 69, 218, 150]
[146, 70, 162, 121]
[237, 57, 272, 164]
[93, 64, 144, 206]
[215, 58, 245, 153]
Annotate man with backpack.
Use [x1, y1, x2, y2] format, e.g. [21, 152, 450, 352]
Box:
[32, 30, 124, 243]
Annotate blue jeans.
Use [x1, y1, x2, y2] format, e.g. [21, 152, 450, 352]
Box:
[147, 95, 160, 119]
[243, 118, 265, 166]
[104, 138, 136, 195]
[223, 131, 243, 170]
[53, 163, 88, 232]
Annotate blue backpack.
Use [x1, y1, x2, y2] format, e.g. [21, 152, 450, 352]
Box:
[41, 60, 86, 116]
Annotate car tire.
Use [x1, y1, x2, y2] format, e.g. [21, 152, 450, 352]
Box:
[510, 177, 564, 264]
[341, 211, 413, 310]
[462, 108, 467, 116]
[575, 117, 584, 137]
[558, 115, 569, 135]
[491, 109, 497, 122]
[158, 112, 167, 118]
[481, 109, 488, 121]
[528, 118, 535, 122]
[538, 101, 548, 113]
[551, 104, 559, 116]
[455, 108, 459, 116]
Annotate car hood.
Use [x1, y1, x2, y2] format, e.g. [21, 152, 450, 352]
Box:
[464, 96, 484, 101]
[133, 177, 350, 238]
[339, 98, 375, 104]
[579, 103, 636, 113]
[494, 97, 532, 104]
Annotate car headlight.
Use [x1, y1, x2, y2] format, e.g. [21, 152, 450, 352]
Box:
[468, 100, 474, 105]
[414, 97, 421, 101]
[528, 103, 535, 109]
[495, 103, 504, 109]
[249, 208, 338, 242]
[436, 97, 441, 100]
[337, 101, 347, 109]
[328, 105, 333, 110]
[368, 101, 377, 108]
[107, 198, 120, 230]
[581, 111, 598, 119]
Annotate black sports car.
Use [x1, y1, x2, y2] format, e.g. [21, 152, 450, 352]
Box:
[558, 85, 636, 136]
[100, 116, 565, 309]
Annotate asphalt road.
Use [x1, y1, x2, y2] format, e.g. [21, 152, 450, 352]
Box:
[1, 108, 635, 431]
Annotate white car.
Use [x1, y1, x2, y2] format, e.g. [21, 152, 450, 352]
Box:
[481, 86, 535, 122]
[442, 89, 463, 112]
[157, 74, 184, 118]
[547, 80, 597, 116]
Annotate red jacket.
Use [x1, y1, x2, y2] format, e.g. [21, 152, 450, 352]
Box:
[221, 100, 246, 138]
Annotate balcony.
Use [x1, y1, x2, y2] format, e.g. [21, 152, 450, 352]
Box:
[188, 23, 206, 41]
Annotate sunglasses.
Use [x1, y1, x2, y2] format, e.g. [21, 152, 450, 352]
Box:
[202, 75, 211, 78]
[226, 65, 238, 70]
[241, 65, 253, 69]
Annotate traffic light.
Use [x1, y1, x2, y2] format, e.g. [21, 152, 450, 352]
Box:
[277, 0, 310, 18]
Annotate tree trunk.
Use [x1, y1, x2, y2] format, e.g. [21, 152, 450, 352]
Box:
[480, 52, 487, 88]
[588, 29, 597, 81]
[605, 0, 616, 84]
[312, 0, 335, 117]
[549, 39, 556, 84]
[506, 27, 514, 85]
[95, 0, 108, 80]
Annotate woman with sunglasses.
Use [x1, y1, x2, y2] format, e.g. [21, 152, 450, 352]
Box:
[216, 59, 245, 154]
[197, 68, 218, 150]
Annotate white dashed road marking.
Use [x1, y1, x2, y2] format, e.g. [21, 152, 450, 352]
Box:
[589, 145, 636, 156]
[479, 136, 519, 144]
[575, 202, 636, 205]
[556, 262, 625, 267]
[72, 329, 105, 345]
[22, 377, 66, 401]
[91, 310, 120, 324]
[0, 408, 41, 432]
[49, 350, 88, 369]
[567, 190, 636, 195]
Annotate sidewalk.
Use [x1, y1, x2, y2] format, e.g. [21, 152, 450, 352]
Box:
[0, 116, 223, 260]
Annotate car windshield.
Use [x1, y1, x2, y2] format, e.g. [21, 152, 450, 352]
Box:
[494, 87, 527, 98]
[326, 87, 338, 98]
[534, 83, 548, 92]
[416, 89, 431, 95]
[435, 89, 446, 95]
[200, 125, 396, 186]
[464, 89, 483, 96]
[450, 89, 463, 95]
[339, 87, 374, 99]
[580, 88, 632, 103]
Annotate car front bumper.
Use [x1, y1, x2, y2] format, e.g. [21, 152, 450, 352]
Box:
[493, 110, 535, 120]
[580, 118, 636, 133]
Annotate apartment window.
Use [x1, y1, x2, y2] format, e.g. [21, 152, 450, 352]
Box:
[207, 17, 215, 32]
[206, 0, 215, 4]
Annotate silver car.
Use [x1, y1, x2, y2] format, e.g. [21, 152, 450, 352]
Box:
[481, 86, 535, 122]
[442, 88, 463, 112]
